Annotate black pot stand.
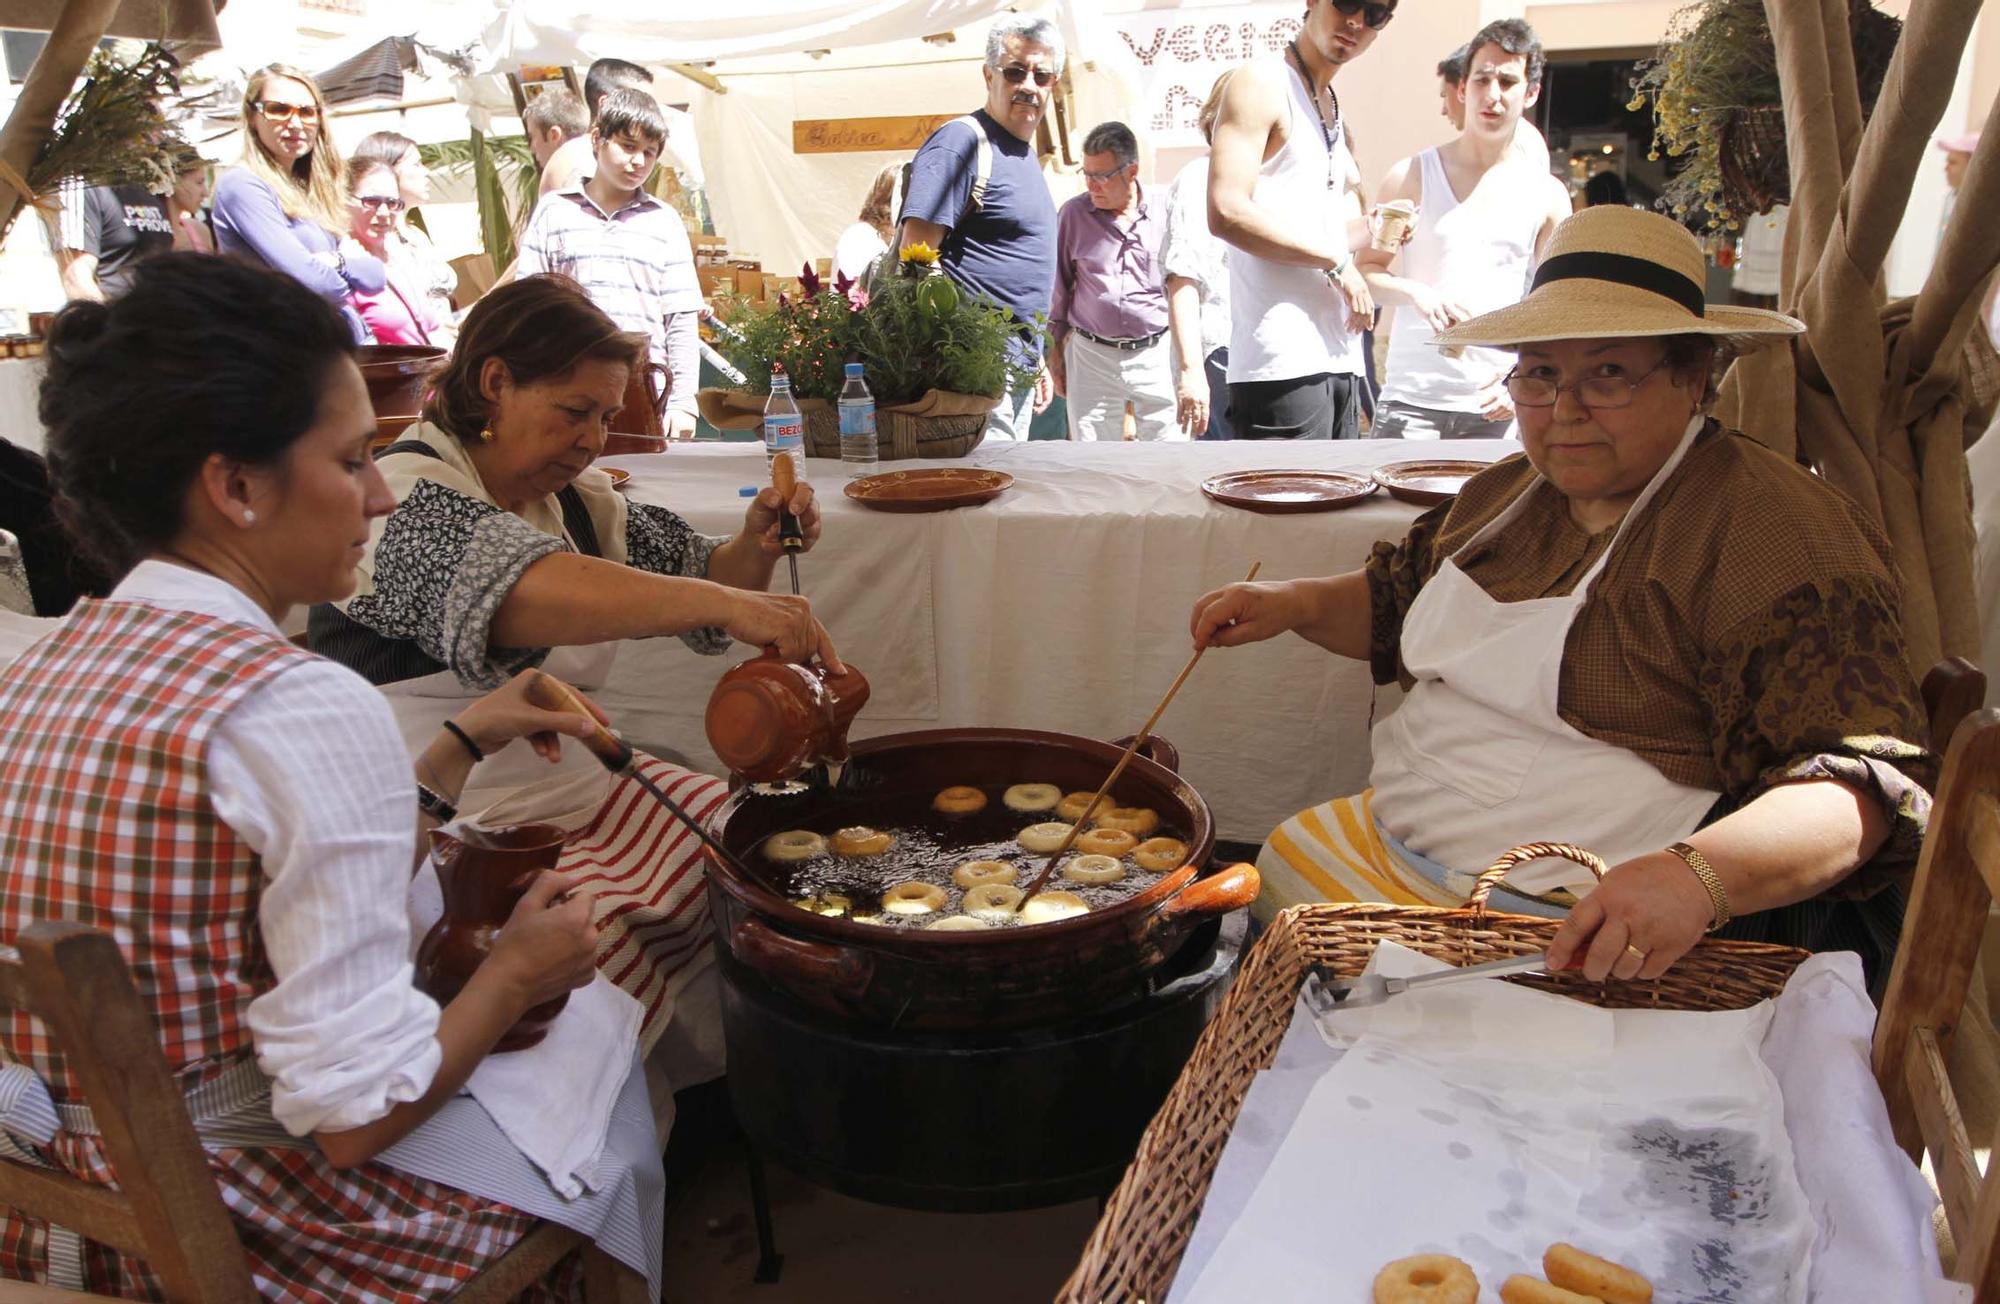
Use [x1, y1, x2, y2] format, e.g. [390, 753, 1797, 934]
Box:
[715, 916, 1243, 1283]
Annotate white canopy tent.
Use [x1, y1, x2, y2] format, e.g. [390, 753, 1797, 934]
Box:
[465, 0, 1144, 276]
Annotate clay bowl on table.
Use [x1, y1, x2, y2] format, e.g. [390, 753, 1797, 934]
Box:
[358, 344, 445, 448]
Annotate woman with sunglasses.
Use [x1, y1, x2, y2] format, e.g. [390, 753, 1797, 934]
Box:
[352, 131, 460, 339]
[344, 157, 445, 346]
[1189, 207, 1934, 989]
[214, 64, 385, 344]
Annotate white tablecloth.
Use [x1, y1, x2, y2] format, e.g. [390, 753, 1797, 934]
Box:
[0, 357, 44, 455]
[597, 439, 1518, 844]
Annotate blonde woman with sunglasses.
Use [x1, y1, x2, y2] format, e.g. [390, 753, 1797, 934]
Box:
[214, 64, 386, 343]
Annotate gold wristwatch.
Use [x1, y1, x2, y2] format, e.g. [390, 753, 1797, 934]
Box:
[1666, 841, 1730, 931]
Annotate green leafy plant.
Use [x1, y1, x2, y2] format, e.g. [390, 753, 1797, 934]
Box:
[715, 244, 1039, 407]
[418, 132, 538, 269]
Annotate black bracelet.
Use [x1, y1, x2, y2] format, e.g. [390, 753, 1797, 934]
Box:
[415, 783, 458, 824]
[441, 719, 484, 762]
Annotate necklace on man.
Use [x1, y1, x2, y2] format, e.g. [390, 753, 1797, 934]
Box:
[1287, 39, 1342, 191]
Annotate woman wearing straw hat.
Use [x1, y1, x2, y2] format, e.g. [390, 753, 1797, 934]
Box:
[1190, 206, 1934, 987]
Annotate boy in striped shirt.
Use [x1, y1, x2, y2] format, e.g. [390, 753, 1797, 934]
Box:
[516, 89, 702, 438]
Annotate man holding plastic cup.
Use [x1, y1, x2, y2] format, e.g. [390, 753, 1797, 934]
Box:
[1360, 19, 1572, 440]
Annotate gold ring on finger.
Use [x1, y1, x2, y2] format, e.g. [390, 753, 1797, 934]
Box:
[1624, 944, 1649, 966]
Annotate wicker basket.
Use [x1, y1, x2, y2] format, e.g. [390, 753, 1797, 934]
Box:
[802, 405, 987, 460]
[1056, 845, 1811, 1304]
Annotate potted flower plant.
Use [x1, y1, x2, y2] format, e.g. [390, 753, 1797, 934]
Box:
[697, 243, 1040, 458]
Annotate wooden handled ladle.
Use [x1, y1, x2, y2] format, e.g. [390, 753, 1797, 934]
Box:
[1014, 562, 1262, 910]
[771, 451, 804, 596]
[524, 670, 757, 877]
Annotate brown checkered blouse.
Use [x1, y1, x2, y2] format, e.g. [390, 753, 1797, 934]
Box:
[1364, 421, 1934, 898]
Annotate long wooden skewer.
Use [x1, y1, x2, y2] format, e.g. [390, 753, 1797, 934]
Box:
[1014, 561, 1262, 911]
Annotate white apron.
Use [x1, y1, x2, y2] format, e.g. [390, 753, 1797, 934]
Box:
[1369, 415, 1720, 890]
[383, 640, 618, 814]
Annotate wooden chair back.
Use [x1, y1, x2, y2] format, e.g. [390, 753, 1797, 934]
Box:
[1874, 707, 2000, 1297]
[0, 920, 257, 1301]
[1925, 655, 1988, 751]
[0, 920, 643, 1302]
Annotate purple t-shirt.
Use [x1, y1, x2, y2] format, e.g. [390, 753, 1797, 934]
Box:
[212, 168, 384, 343]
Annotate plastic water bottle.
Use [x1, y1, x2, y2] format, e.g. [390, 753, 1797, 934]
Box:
[763, 364, 805, 480]
[838, 362, 878, 468]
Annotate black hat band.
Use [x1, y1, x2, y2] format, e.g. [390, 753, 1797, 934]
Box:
[1530, 251, 1706, 318]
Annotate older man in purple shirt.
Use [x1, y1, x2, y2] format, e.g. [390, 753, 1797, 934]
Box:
[1048, 121, 1179, 440]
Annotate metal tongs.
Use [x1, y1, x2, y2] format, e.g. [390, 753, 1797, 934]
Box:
[1303, 951, 1549, 1015]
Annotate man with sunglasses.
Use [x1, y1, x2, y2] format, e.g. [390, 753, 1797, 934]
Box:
[1209, 0, 1394, 440]
[899, 14, 1062, 440]
[1364, 19, 1572, 441]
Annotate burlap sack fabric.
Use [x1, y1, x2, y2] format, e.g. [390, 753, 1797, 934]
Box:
[1709, 0, 2000, 1272]
[1715, 0, 2000, 677]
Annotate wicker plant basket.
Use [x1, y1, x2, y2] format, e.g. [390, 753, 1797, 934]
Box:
[801, 406, 987, 460]
[1056, 844, 1810, 1304]
[1714, 0, 1901, 220]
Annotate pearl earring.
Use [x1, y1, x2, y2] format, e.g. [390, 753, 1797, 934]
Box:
[242, 509, 257, 525]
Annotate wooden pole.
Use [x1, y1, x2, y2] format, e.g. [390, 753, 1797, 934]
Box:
[0, 0, 127, 239]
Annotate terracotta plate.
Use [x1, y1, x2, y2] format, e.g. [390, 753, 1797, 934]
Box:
[1372, 459, 1490, 507]
[1199, 469, 1378, 514]
[601, 467, 631, 491]
[845, 468, 1014, 512]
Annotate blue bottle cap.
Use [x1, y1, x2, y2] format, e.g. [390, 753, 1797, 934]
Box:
[739, 486, 758, 497]
[844, 362, 864, 376]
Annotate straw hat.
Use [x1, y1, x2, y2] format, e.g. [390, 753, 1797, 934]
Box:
[1433, 206, 1804, 352]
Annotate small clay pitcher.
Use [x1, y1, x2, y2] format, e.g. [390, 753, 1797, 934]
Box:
[416, 822, 572, 1051]
[704, 649, 870, 784]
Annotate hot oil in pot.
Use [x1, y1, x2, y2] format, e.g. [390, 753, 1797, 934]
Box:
[769, 785, 1186, 929]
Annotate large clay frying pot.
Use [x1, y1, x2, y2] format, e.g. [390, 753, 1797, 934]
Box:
[705, 727, 1258, 1029]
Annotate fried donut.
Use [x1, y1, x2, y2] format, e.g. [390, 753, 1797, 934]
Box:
[1056, 791, 1105, 824]
[1003, 783, 1062, 813]
[1499, 1277, 1602, 1304]
[1020, 891, 1090, 924]
[831, 826, 894, 857]
[1133, 837, 1188, 873]
[962, 883, 1023, 915]
[1544, 1244, 1651, 1304]
[953, 859, 1016, 889]
[1076, 827, 1138, 858]
[1062, 854, 1126, 885]
[789, 892, 851, 917]
[1093, 806, 1160, 838]
[881, 881, 947, 915]
[1371, 1255, 1478, 1304]
[927, 914, 992, 931]
[932, 785, 988, 815]
[1017, 822, 1073, 854]
[764, 830, 828, 862]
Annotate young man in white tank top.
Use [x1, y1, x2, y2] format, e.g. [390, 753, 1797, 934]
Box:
[1361, 19, 1573, 440]
[1207, 0, 1396, 440]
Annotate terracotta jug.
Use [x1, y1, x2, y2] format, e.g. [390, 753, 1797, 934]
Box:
[704, 649, 871, 784]
[416, 822, 572, 1051]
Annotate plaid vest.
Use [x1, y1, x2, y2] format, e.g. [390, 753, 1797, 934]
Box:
[0, 599, 314, 1097]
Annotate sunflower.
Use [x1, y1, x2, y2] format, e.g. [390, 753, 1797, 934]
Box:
[899, 242, 941, 266]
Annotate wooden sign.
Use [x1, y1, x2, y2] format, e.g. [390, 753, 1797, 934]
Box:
[792, 114, 957, 155]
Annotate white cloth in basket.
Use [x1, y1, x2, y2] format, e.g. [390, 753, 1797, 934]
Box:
[1170, 946, 1938, 1304]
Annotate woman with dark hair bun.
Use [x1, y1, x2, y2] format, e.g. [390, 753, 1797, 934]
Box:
[312, 271, 836, 1069]
[0, 253, 661, 1298]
